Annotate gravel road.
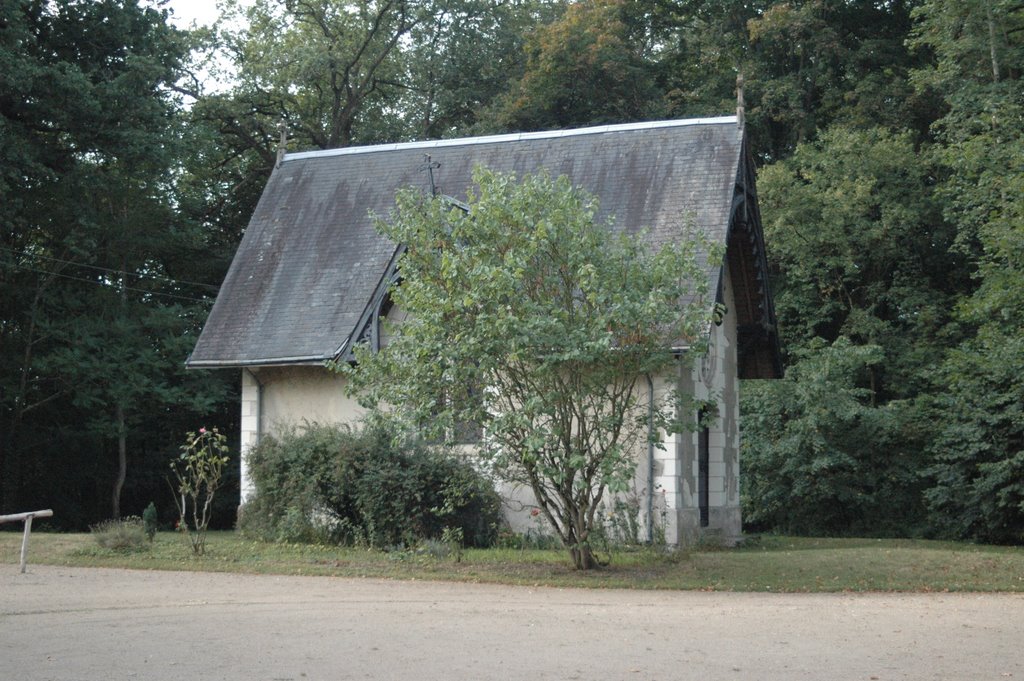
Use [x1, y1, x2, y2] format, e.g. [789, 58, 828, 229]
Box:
[2, 565, 1022, 680]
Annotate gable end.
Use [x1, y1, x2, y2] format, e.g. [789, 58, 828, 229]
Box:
[724, 141, 783, 379]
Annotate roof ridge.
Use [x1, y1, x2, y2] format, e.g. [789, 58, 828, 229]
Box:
[283, 116, 739, 163]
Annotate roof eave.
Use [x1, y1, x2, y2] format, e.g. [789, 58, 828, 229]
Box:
[185, 355, 331, 369]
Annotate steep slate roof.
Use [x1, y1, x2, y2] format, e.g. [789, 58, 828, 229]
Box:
[187, 116, 781, 378]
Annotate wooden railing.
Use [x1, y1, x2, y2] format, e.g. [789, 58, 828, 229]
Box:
[0, 509, 54, 573]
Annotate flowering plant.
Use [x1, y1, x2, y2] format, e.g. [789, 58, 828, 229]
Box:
[171, 426, 230, 555]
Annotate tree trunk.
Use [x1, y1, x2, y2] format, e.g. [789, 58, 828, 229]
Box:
[111, 254, 128, 519]
[566, 517, 598, 570]
[569, 543, 597, 570]
[4, 278, 50, 512]
[112, 402, 126, 519]
[987, 0, 1001, 83]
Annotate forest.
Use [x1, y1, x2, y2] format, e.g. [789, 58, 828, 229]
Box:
[0, 0, 1021, 541]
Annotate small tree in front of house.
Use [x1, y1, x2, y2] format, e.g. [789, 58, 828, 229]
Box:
[345, 167, 716, 570]
[171, 427, 230, 555]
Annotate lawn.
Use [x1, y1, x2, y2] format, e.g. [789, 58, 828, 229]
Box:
[3, 530, 1023, 592]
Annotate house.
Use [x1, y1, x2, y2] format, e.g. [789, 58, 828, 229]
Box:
[186, 116, 781, 545]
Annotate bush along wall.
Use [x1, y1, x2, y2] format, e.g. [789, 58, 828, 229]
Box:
[238, 421, 502, 548]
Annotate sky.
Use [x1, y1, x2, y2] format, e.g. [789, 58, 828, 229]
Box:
[160, 0, 254, 93]
[164, 0, 223, 29]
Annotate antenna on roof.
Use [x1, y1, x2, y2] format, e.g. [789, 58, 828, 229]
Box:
[736, 71, 745, 130]
[418, 153, 441, 197]
[275, 119, 288, 168]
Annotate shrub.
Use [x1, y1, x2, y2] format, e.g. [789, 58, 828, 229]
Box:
[142, 502, 158, 541]
[90, 517, 148, 552]
[239, 420, 502, 548]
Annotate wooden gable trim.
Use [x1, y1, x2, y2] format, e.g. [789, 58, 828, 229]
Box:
[335, 244, 405, 363]
[338, 194, 468, 363]
[724, 141, 783, 379]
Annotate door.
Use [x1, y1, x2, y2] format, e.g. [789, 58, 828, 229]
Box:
[698, 408, 709, 528]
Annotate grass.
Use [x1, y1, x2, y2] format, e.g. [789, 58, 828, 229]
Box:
[2, 531, 1023, 592]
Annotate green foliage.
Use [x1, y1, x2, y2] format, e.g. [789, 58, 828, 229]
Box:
[240, 421, 502, 548]
[758, 125, 958, 381]
[345, 167, 715, 568]
[90, 516, 148, 553]
[741, 339, 928, 536]
[171, 428, 231, 555]
[743, 125, 956, 537]
[925, 331, 1024, 543]
[911, 0, 1023, 93]
[488, 0, 664, 130]
[398, 0, 551, 138]
[911, 0, 1024, 543]
[739, 0, 1022, 543]
[142, 502, 158, 542]
[744, 0, 930, 154]
[921, 88, 1024, 542]
[219, 0, 415, 149]
[0, 0, 237, 527]
[440, 526, 465, 563]
[637, 0, 933, 161]
[201, 0, 541, 153]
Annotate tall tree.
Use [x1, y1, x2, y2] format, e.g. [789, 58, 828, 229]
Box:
[346, 168, 715, 569]
[758, 125, 959, 394]
[741, 339, 922, 535]
[0, 0, 233, 523]
[911, 0, 1024, 541]
[486, 0, 665, 130]
[742, 125, 960, 535]
[744, 0, 929, 155]
[227, 0, 421, 149]
[182, 0, 542, 253]
[562, 0, 934, 160]
[400, 0, 549, 138]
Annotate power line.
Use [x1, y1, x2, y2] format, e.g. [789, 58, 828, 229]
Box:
[0, 246, 222, 292]
[3, 261, 214, 305]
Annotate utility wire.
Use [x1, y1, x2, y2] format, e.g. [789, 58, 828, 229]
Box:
[0, 245, 222, 292]
[4, 262, 214, 305]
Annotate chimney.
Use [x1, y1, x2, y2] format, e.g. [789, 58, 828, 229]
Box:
[736, 71, 745, 130]
[275, 119, 288, 168]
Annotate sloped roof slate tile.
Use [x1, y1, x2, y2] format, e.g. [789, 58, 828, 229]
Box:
[188, 117, 745, 367]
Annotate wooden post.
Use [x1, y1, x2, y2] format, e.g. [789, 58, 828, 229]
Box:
[20, 514, 34, 573]
[0, 509, 54, 573]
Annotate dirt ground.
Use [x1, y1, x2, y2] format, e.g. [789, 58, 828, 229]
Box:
[2, 565, 1022, 681]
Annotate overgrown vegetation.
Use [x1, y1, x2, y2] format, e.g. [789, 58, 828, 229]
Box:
[239, 421, 501, 549]
[89, 517, 148, 553]
[8, 531, 1024, 593]
[741, 340, 929, 537]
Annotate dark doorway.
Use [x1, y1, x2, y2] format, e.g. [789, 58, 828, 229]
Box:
[698, 408, 710, 528]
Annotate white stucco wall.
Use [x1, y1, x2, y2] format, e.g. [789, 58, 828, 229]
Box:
[658, 261, 742, 544]
[239, 365, 365, 503]
[239, 370, 260, 501]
